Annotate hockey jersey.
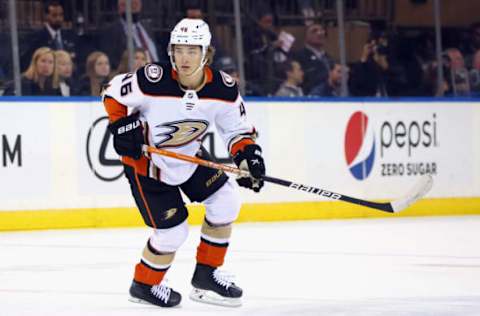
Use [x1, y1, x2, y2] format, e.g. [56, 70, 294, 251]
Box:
[103, 63, 256, 185]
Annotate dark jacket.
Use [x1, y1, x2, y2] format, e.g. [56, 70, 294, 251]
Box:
[3, 76, 61, 96]
[73, 76, 110, 96]
[291, 47, 333, 95]
[21, 26, 77, 71]
[100, 18, 163, 69]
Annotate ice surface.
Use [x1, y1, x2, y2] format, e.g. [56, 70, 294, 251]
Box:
[1, 216, 480, 315]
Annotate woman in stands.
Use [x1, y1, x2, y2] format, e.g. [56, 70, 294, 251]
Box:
[54, 50, 74, 96]
[114, 48, 150, 76]
[75, 51, 111, 96]
[4, 47, 61, 96]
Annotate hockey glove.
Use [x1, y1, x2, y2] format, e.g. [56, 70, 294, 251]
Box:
[108, 112, 144, 160]
[233, 144, 265, 193]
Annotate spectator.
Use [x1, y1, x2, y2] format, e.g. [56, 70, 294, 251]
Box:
[54, 50, 74, 96]
[422, 62, 450, 97]
[215, 56, 265, 96]
[462, 22, 480, 68]
[184, 0, 226, 60]
[0, 32, 12, 89]
[74, 52, 111, 96]
[21, 1, 77, 71]
[349, 31, 408, 97]
[310, 61, 349, 97]
[114, 48, 149, 76]
[469, 49, 480, 93]
[275, 59, 304, 97]
[291, 23, 333, 95]
[445, 48, 470, 95]
[243, 5, 287, 95]
[100, 0, 162, 70]
[4, 47, 61, 96]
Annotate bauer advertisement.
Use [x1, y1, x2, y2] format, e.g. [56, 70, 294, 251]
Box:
[0, 99, 478, 212]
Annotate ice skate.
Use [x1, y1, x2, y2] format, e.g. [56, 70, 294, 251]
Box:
[190, 264, 242, 307]
[129, 280, 181, 307]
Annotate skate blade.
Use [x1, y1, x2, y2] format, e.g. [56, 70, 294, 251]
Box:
[189, 288, 242, 307]
[128, 296, 181, 308]
[128, 296, 151, 305]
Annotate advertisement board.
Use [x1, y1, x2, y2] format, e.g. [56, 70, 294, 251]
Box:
[0, 98, 479, 230]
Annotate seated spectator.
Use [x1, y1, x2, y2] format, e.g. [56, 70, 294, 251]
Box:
[184, 0, 226, 60]
[215, 56, 265, 96]
[310, 60, 349, 96]
[74, 51, 111, 96]
[114, 48, 149, 76]
[423, 62, 450, 97]
[349, 30, 408, 97]
[462, 22, 480, 69]
[54, 50, 74, 96]
[21, 1, 78, 71]
[0, 32, 12, 91]
[4, 47, 60, 96]
[100, 0, 162, 70]
[291, 23, 333, 95]
[275, 59, 304, 97]
[444, 48, 470, 95]
[469, 49, 480, 93]
[243, 5, 288, 95]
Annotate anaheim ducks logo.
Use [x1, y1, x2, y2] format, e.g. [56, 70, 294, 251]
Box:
[154, 120, 209, 148]
[162, 208, 178, 220]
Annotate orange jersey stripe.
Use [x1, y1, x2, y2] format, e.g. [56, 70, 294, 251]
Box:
[134, 172, 157, 228]
[103, 96, 127, 123]
[230, 138, 255, 156]
[123, 156, 149, 177]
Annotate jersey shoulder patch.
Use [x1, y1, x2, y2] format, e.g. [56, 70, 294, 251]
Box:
[219, 70, 236, 88]
[136, 62, 183, 97]
[143, 63, 163, 83]
[198, 68, 239, 102]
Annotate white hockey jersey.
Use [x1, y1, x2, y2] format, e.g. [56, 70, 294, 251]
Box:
[103, 63, 256, 185]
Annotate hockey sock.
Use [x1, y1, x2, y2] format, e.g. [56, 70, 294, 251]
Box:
[134, 239, 175, 286]
[196, 218, 232, 267]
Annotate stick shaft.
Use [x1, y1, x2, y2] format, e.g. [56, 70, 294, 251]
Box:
[144, 145, 394, 213]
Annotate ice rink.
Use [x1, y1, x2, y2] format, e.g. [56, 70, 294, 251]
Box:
[2, 215, 480, 316]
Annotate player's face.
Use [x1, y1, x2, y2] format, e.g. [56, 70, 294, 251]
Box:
[36, 53, 55, 77]
[95, 55, 110, 77]
[173, 45, 203, 76]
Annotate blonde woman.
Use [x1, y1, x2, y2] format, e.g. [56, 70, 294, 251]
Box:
[76, 51, 111, 96]
[114, 48, 150, 76]
[4, 47, 60, 95]
[54, 50, 74, 96]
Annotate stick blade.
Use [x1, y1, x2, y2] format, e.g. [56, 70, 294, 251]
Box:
[390, 175, 434, 213]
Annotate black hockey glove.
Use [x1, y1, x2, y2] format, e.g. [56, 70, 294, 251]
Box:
[233, 144, 266, 193]
[108, 112, 144, 160]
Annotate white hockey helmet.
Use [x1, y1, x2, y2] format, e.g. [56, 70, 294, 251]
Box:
[168, 18, 212, 72]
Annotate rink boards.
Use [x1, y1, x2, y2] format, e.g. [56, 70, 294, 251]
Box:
[0, 97, 479, 230]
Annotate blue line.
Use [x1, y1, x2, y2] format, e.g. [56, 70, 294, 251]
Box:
[1, 96, 480, 103]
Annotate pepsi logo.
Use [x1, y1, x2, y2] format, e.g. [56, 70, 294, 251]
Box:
[344, 111, 375, 180]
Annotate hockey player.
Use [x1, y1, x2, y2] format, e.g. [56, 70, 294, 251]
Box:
[102, 18, 266, 308]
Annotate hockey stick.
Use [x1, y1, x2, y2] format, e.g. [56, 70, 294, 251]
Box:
[143, 145, 433, 213]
